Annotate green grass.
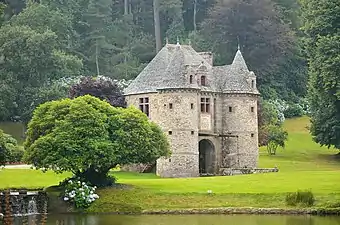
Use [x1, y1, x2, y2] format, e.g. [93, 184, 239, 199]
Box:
[1, 116, 340, 212]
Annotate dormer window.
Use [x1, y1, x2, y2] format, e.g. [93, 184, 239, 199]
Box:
[189, 75, 193, 84]
[201, 76, 206, 86]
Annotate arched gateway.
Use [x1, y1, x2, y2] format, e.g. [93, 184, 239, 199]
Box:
[199, 139, 215, 174]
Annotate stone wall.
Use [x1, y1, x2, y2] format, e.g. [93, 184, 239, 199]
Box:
[125, 91, 259, 178]
[219, 167, 279, 176]
[220, 94, 259, 169]
[126, 90, 200, 178]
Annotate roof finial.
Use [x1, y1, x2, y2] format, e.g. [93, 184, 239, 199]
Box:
[166, 37, 169, 45]
[237, 36, 240, 51]
[188, 38, 191, 46]
[176, 36, 180, 45]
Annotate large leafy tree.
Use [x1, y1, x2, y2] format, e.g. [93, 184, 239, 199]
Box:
[0, 2, 5, 26]
[0, 25, 82, 122]
[191, 0, 306, 100]
[69, 76, 126, 108]
[9, 2, 74, 49]
[301, 0, 340, 149]
[24, 95, 170, 186]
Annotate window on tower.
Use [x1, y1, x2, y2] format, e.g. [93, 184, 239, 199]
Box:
[201, 76, 206, 86]
[189, 75, 193, 84]
[139, 97, 150, 117]
[200, 98, 210, 113]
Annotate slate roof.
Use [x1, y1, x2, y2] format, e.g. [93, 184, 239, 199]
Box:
[124, 44, 259, 95]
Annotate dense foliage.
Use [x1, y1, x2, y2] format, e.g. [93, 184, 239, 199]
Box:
[69, 76, 126, 108]
[0, 129, 23, 165]
[24, 95, 170, 186]
[300, 0, 340, 149]
[191, 0, 306, 100]
[0, 0, 306, 123]
[258, 98, 288, 154]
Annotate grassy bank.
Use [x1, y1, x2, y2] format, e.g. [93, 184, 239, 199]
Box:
[1, 116, 340, 212]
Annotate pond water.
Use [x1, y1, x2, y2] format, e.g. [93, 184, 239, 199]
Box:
[3, 214, 340, 225]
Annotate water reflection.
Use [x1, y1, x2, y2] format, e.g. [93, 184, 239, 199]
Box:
[3, 214, 340, 225]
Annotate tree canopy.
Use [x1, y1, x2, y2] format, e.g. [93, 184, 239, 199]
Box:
[69, 76, 126, 108]
[24, 95, 170, 186]
[0, 0, 306, 123]
[300, 0, 340, 149]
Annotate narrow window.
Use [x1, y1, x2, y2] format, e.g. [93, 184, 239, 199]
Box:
[251, 107, 254, 112]
[169, 158, 171, 162]
[191, 103, 194, 109]
[169, 103, 173, 109]
[200, 98, 210, 113]
[229, 106, 233, 113]
[168, 131, 172, 135]
[251, 133, 254, 137]
[201, 76, 206, 86]
[206, 98, 210, 113]
[189, 75, 193, 84]
[139, 97, 150, 117]
[251, 80, 255, 88]
[191, 131, 194, 135]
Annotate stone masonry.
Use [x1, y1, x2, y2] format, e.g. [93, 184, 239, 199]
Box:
[124, 42, 260, 178]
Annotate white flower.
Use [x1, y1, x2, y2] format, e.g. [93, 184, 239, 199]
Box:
[68, 180, 73, 184]
[78, 181, 81, 184]
[82, 182, 86, 186]
[64, 197, 69, 201]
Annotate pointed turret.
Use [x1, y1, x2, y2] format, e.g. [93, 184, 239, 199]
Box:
[231, 47, 249, 72]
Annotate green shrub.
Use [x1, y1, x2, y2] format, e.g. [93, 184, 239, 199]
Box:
[284, 104, 304, 118]
[325, 202, 340, 208]
[8, 146, 25, 163]
[286, 192, 298, 206]
[285, 190, 315, 207]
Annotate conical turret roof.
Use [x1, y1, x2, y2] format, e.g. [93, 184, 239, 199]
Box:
[231, 48, 249, 72]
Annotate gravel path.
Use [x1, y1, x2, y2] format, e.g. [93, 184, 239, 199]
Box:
[2, 164, 33, 169]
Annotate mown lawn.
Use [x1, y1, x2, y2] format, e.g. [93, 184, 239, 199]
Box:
[1, 116, 340, 212]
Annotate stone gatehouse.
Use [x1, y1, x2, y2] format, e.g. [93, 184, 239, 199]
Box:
[124, 42, 260, 178]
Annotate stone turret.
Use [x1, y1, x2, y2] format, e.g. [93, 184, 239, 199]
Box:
[219, 49, 259, 168]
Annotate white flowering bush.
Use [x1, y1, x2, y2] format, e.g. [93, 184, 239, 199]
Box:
[268, 99, 287, 124]
[63, 179, 99, 209]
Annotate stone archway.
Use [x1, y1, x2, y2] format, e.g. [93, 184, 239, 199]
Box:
[199, 139, 215, 174]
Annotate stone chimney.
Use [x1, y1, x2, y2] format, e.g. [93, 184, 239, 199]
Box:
[198, 52, 213, 66]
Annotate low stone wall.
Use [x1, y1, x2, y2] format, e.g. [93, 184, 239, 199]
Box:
[217, 167, 279, 176]
[141, 207, 340, 215]
[120, 163, 155, 173]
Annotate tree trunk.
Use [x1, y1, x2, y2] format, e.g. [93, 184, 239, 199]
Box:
[95, 41, 100, 76]
[153, 0, 162, 53]
[193, 0, 197, 32]
[124, 0, 129, 15]
[76, 166, 114, 187]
